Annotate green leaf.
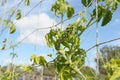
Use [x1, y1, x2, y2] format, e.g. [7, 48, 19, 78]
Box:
[117, 0, 120, 3]
[112, 2, 118, 12]
[16, 9, 21, 20]
[66, 6, 74, 19]
[25, 0, 30, 6]
[30, 54, 48, 66]
[36, 57, 40, 64]
[110, 69, 120, 80]
[74, 36, 80, 49]
[54, 40, 60, 50]
[38, 56, 48, 66]
[58, 0, 64, 3]
[62, 41, 70, 49]
[101, 10, 113, 26]
[82, 0, 92, 7]
[45, 33, 53, 47]
[51, 3, 60, 17]
[1, 44, 6, 50]
[23, 65, 33, 73]
[82, 0, 86, 7]
[47, 54, 52, 57]
[77, 26, 86, 32]
[9, 22, 16, 34]
[30, 54, 37, 63]
[92, 6, 105, 22]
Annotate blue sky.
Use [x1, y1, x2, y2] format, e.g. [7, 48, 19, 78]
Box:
[0, 0, 120, 69]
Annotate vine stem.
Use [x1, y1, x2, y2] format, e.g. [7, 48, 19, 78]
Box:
[73, 67, 86, 80]
[95, 0, 100, 75]
[12, 48, 15, 80]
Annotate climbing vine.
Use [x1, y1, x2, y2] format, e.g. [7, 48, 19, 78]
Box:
[0, 0, 120, 80]
[30, 0, 120, 80]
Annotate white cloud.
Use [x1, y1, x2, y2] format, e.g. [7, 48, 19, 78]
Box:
[15, 13, 57, 45]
